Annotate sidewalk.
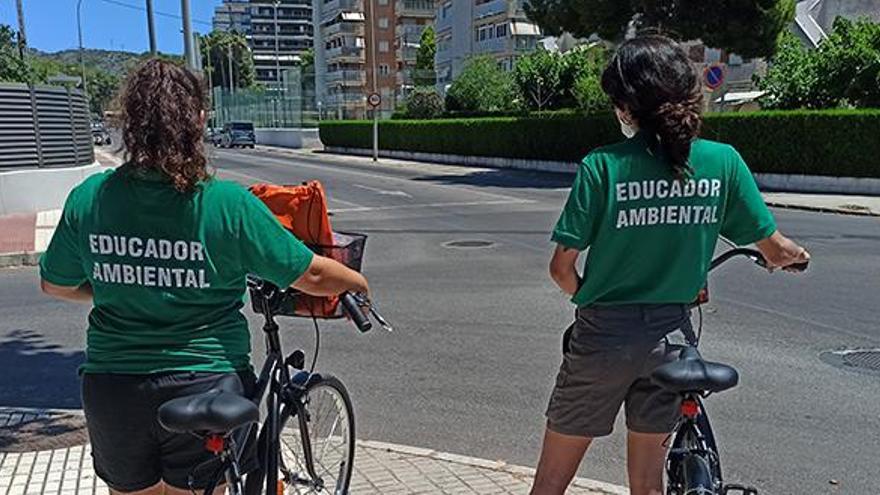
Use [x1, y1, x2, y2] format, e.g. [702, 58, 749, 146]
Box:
[0, 408, 625, 495]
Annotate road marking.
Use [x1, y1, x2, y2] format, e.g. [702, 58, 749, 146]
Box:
[33, 210, 62, 252]
[718, 297, 873, 341]
[353, 184, 413, 198]
[330, 199, 534, 214]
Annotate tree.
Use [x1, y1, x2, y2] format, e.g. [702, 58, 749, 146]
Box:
[757, 17, 880, 109]
[414, 26, 436, 87]
[445, 56, 518, 113]
[524, 0, 797, 59]
[0, 24, 30, 83]
[403, 87, 444, 119]
[200, 30, 256, 90]
[513, 49, 565, 111]
[573, 71, 610, 113]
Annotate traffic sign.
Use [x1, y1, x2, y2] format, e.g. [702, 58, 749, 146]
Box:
[703, 64, 725, 91]
[368, 93, 381, 107]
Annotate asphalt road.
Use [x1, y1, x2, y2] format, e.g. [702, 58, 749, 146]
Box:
[1, 147, 878, 494]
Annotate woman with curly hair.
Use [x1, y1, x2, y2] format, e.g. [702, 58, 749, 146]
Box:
[39, 59, 369, 495]
[531, 35, 809, 495]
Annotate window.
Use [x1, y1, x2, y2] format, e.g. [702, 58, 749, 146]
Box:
[379, 17, 389, 29]
[496, 23, 508, 38]
[379, 40, 390, 52]
[379, 64, 390, 76]
[441, 2, 452, 19]
[379, 0, 389, 4]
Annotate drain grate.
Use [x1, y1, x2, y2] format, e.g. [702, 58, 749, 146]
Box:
[820, 348, 880, 375]
[443, 240, 496, 249]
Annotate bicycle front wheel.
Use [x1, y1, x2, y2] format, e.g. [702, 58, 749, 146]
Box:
[279, 375, 355, 495]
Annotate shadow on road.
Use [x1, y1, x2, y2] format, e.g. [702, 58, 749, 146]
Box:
[0, 329, 84, 409]
[413, 169, 573, 190]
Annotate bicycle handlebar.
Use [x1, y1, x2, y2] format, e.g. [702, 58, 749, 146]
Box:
[340, 292, 372, 332]
[709, 248, 809, 272]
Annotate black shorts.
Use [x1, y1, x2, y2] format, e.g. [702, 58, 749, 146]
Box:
[546, 304, 689, 438]
[81, 370, 257, 492]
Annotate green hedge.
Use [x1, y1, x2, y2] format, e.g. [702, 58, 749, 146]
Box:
[319, 110, 880, 178]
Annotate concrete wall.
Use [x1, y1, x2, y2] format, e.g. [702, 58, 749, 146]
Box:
[255, 128, 304, 148]
[0, 162, 110, 215]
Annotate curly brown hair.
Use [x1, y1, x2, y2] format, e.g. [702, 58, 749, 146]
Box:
[119, 58, 209, 193]
[601, 35, 703, 180]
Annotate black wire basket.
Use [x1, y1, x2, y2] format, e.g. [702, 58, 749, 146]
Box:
[249, 232, 367, 319]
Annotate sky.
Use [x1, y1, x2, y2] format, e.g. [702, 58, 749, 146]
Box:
[0, 0, 224, 54]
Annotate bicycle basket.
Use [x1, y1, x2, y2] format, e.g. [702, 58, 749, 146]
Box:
[249, 231, 367, 319]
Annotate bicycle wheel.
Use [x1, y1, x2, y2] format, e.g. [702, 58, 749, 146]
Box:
[667, 424, 720, 495]
[278, 375, 355, 494]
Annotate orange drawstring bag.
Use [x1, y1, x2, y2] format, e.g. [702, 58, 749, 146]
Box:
[249, 181, 339, 317]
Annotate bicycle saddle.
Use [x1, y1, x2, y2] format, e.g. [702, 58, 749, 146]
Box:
[158, 389, 259, 435]
[651, 346, 739, 394]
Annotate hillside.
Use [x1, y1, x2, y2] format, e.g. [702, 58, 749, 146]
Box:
[29, 48, 181, 77]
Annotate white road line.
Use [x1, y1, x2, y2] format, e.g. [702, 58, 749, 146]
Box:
[215, 150, 527, 203]
[718, 297, 872, 340]
[330, 199, 534, 214]
[353, 184, 413, 198]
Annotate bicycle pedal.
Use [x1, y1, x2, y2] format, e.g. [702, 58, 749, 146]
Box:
[723, 484, 758, 495]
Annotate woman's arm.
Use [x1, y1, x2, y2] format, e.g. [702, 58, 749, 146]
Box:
[755, 231, 810, 271]
[40, 280, 93, 303]
[292, 255, 369, 297]
[549, 245, 582, 296]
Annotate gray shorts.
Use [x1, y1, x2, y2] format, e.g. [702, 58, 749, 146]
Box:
[546, 304, 689, 438]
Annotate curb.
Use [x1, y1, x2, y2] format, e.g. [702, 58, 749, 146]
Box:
[0, 251, 40, 268]
[765, 201, 879, 217]
[357, 439, 629, 495]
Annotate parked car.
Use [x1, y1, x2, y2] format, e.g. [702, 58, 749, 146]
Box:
[92, 122, 112, 146]
[219, 121, 256, 148]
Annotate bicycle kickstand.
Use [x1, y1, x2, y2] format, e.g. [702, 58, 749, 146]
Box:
[723, 484, 758, 495]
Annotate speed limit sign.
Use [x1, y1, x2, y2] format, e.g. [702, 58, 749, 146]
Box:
[368, 92, 381, 107]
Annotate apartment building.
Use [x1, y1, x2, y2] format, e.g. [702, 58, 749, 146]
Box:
[395, 0, 438, 97]
[313, 0, 368, 119]
[434, 0, 542, 92]
[212, 0, 314, 87]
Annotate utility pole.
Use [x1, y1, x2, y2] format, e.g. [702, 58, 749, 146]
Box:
[369, 0, 378, 161]
[76, 0, 88, 96]
[227, 41, 235, 93]
[181, 0, 195, 69]
[146, 0, 157, 56]
[15, 0, 26, 59]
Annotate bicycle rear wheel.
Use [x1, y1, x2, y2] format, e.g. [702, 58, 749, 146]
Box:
[667, 423, 721, 495]
[279, 375, 355, 494]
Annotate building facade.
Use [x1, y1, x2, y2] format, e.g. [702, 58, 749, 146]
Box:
[395, 0, 438, 98]
[212, 0, 314, 87]
[434, 0, 542, 92]
[313, 0, 368, 119]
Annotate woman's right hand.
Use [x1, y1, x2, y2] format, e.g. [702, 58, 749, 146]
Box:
[756, 232, 810, 272]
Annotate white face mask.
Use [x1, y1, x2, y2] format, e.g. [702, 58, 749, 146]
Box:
[615, 109, 637, 139]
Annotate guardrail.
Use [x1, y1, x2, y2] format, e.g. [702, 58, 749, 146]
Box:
[0, 83, 94, 169]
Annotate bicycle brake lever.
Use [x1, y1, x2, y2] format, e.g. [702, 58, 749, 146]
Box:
[369, 306, 393, 332]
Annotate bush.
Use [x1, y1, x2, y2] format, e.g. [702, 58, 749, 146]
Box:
[319, 110, 880, 178]
[402, 88, 444, 119]
[445, 56, 519, 113]
[573, 72, 610, 114]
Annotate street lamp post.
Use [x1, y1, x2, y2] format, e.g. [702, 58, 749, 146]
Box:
[146, 0, 157, 55]
[273, 0, 281, 127]
[369, 0, 378, 162]
[15, 0, 26, 59]
[181, 0, 195, 69]
[76, 0, 88, 97]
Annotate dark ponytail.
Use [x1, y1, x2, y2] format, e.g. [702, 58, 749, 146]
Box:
[601, 35, 703, 179]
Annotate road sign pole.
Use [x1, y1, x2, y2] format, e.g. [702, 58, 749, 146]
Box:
[372, 110, 378, 162]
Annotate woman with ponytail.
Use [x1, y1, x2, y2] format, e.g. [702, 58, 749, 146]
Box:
[531, 36, 809, 495]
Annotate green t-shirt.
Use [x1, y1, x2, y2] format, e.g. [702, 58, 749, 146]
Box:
[40, 164, 315, 374]
[552, 134, 776, 306]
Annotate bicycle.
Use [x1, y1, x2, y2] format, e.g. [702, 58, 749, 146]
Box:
[652, 247, 808, 495]
[156, 277, 390, 495]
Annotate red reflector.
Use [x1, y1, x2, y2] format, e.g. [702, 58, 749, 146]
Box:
[205, 435, 225, 454]
[681, 400, 700, 418]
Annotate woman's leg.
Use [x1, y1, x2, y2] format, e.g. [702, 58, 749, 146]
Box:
[529, 428, 592, 495]
[626, 431, 667, 495]
[109, 481, 164, 495]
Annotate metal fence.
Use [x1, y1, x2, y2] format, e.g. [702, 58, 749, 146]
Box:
[211, 67, 317, 129]
[0, 83, 94, 169]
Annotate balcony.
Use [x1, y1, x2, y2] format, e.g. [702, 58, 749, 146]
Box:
[323, 21, 365, 38]
[325, 70, 367, 85]
[474, 0, 508, 20]
[396, 23, 429, 42]
[321, 0, 363, 17]
[396, 0, 435, 18]
[397, 44, 419, 62]
[475, 37, 508, 54]
[325, 45, 365, 62]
